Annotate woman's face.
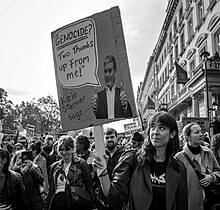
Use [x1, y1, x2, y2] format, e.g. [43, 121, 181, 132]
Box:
[149, 122, 175, 150]
[188, 124, 203, 147]
[59, 143, 74, 161]
[15, 153, 22, 167]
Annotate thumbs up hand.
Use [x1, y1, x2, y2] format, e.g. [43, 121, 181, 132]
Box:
[91, 87, 98, 112]
[120, 82, 127, 111]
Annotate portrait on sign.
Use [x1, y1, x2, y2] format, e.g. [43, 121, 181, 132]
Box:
[51, 7, 137, 131]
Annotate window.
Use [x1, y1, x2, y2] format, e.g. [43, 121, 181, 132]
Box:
[213, 28, 220, 55]
[189, 57, 195, 76]
[175, 42, 178, 60]
[188, 15, 194, 41]
[169, 31, 172, 44]
[174, 18, 177, 33]
[170, 53, 173, 70]
[171, 84, 175, 98]
[179, 5, 183, 23]
[186, 0, 192, 8]
[198, 44, 207, 62]
[197, 0, 204, 23]
[180, 31, 185, 53]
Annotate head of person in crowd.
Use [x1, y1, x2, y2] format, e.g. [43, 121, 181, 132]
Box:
[139, 111, 179, 165]
[210, 133, 220, 160]
[104, 128, 118, 152]
[43, 135, 55, 154]
[10, 149, 27, 172]
[130, 132, 144, 149]
[50, 140, 59, 155]
[45, 135, 54, 146]
[0, 148, 11, 174]
[57, 135, 75, 162]
[19, 136, 28, 149]
[76, 135, 90, 154]
[182, 122, 204, 147]
[29, 140, 42, 159]
[13, 142, 24, 153]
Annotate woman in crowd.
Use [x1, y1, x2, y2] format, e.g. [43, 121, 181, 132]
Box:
[0, 148, 27, 210]
[42, 135, 54, 155]
[47, 140, 61, 167]
[210, 133, 220, 165]
[43, 135, 96, 210]
[93, 111, 188, 210]
[12, 142, 24, 154]
[175, 122, 220, 210]
[10, 150, 45, 210]
[29, 141, 49, 193]
[41, 140, 61, 174]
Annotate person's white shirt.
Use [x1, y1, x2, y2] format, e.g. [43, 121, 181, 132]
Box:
[106, 86, 116, 119]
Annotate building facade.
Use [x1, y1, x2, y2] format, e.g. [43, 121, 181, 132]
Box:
[137, 0, 220, 134]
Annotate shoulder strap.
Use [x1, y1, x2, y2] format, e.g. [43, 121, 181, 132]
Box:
[183, 152, 204, 180]
[183, 152, 196, 169]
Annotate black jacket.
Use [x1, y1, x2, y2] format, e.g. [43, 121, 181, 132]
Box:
[43, 156, 95, 210]
[3, 170, 28, 210]
[105, 146, 125, 181]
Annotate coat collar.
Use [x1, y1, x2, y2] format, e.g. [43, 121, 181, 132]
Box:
[183, 144, 210, 160]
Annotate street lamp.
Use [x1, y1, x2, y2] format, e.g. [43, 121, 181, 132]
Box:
[200, 50, 210, 119]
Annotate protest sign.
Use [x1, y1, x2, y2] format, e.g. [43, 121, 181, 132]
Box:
[51, 6, 137, 131]
[26, 124, 35, 140]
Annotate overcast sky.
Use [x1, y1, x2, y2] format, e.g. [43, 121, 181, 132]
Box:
[1, 0, 167, 106]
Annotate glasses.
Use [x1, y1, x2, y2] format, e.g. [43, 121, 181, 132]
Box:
[105, 135, 115, 140]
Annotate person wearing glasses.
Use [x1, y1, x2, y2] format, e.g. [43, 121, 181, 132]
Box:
[91, 55, 133, 119]
[43, 135, 96, 210]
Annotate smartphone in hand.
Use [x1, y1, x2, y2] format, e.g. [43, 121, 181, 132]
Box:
[21, 150, 33, 163]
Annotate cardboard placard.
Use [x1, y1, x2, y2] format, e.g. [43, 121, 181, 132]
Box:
[51, 6, 137, 131]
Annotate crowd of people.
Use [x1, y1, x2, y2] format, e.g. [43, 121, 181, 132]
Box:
[0, 111, 220, 210]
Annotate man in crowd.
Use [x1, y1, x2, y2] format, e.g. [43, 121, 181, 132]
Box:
[95, 128, 125, 210]
[91, 55, 133, 119]
[130, 131, 144, 150]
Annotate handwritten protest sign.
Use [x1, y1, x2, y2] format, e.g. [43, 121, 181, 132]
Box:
[54, 19, 99, 88]
[51, 6, 137, 131]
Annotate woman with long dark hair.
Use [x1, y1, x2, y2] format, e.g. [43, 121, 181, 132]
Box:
[93, 111, 188, 210]
[0, 148, 27, 210]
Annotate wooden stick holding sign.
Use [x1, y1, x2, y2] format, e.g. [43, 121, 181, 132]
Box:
[93, 125, 106, 176]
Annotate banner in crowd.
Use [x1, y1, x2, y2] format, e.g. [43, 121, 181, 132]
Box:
[51, 6, 137, 131]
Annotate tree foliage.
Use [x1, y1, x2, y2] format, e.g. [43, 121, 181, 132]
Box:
[0, 89, 61, 135]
